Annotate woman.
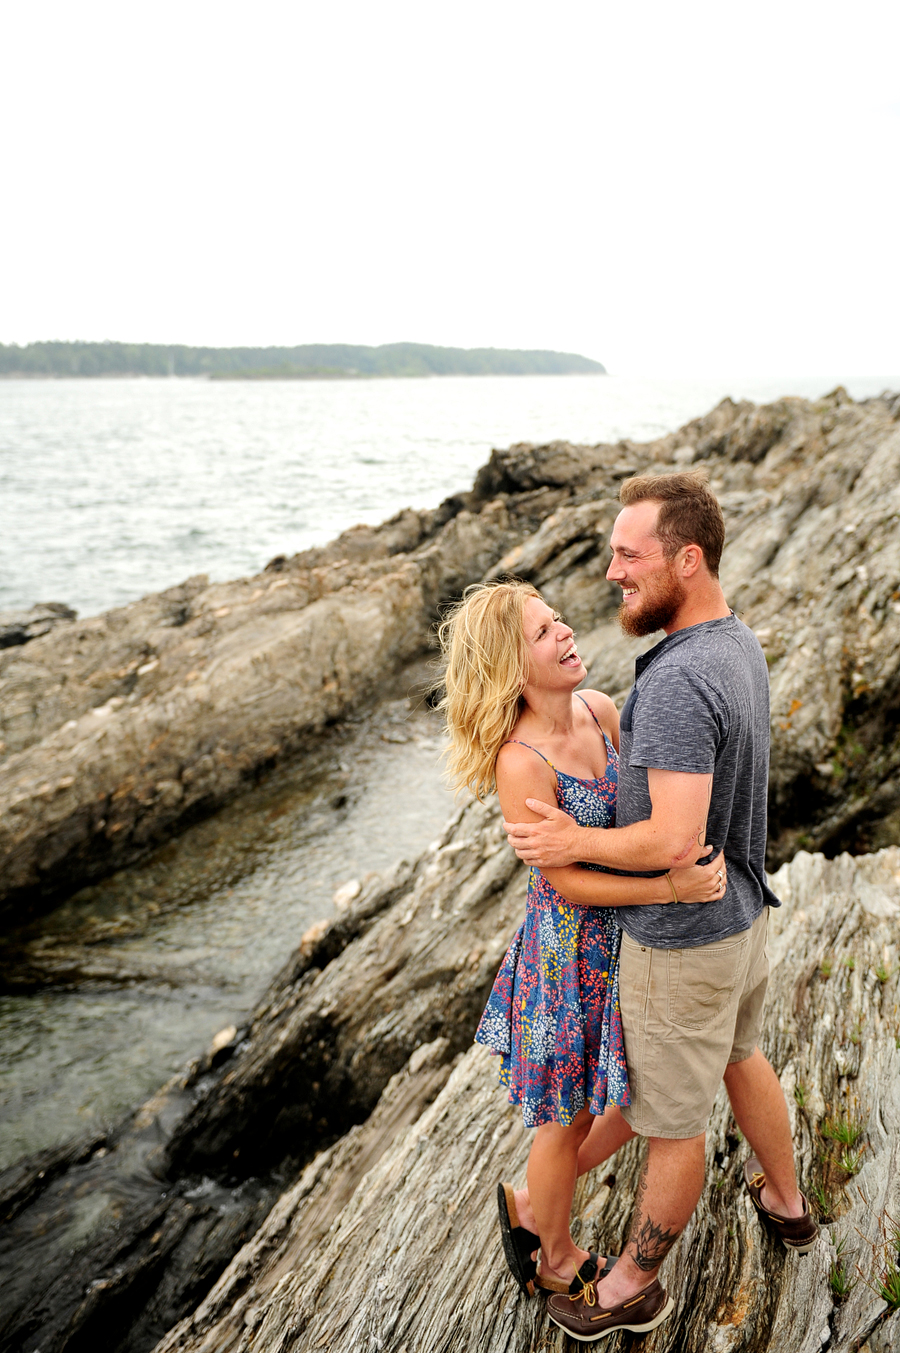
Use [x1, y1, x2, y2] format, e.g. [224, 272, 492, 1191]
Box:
[438, 581, 725, 1298]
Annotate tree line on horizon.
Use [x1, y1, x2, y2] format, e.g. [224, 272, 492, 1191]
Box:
[0, 341, 606, 380]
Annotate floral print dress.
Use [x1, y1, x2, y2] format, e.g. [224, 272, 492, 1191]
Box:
[475, 696, 630, 1127]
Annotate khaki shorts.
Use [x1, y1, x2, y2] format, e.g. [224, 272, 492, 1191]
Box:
[619, 907, 769, 1139]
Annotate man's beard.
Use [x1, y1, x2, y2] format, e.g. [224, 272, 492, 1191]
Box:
[617, 567, 686, 637]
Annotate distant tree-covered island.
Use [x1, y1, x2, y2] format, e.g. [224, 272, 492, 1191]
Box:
[0, 341, 606, 379]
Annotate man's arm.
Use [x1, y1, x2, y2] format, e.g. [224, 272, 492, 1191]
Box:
[504, 768, 713, 871]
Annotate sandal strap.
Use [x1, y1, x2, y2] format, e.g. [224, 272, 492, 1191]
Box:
[569, 1252, 600, 1295]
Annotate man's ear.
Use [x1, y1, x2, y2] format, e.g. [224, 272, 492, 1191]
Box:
[681, 543, 704, 577]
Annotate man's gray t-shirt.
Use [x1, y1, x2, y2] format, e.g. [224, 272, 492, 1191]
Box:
[614, 614, 780, 948]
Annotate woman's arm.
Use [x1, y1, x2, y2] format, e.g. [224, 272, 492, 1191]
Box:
[496, 741, 724, 908]
[541, 853, 725, 907]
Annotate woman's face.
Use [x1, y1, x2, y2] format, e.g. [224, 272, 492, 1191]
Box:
[522, 597, 585, 691]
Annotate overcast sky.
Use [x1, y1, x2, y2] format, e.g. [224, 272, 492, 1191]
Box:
[2, 1, 898, 376]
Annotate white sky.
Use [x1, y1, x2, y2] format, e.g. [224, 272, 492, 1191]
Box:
[1, 0, 898, 376]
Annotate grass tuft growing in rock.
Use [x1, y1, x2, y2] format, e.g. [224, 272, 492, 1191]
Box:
[839, 1147, 865, 1176]
[811, 1182, 835, 1221]
[822, 1109, 865, 1148]
[857, 1212, 900, 1312]
[828, 1234, 856, 1300]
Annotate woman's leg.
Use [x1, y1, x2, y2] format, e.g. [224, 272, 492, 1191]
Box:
[515, 1105, 637, 1241]
[525, 1106, 594, 1282]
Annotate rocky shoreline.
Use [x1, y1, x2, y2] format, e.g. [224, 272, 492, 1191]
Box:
[2, 387, 900, 1352]
[4, 387, 900, 933]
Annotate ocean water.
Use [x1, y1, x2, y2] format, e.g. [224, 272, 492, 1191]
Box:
[1, 372, 896, 618]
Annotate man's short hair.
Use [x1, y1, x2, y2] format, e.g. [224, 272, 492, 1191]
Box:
[619, 471, 725, 576]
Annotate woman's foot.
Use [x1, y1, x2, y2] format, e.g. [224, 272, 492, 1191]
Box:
[534, 1249, 613, 1294]
[537, 1245, 591, 1288]
[513, 1185, 538, 1241]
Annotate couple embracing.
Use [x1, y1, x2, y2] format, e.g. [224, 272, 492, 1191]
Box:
[439, 472, 817, 1342]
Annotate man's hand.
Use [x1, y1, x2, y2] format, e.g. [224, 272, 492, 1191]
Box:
[503, 800, 587, 868]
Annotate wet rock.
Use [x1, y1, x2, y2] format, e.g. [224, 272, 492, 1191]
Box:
[0, 830, 490, 1351]
[160, 803, 517, 1179]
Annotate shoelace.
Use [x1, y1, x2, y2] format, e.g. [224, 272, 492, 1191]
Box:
[749, 1170, 766, 1188]
[570, 1277, 597, 1307]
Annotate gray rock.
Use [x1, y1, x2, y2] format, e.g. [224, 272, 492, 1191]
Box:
[0, 602, 75, 650]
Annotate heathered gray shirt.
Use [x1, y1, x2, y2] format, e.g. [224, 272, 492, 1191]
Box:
[613, 613, 780, 948]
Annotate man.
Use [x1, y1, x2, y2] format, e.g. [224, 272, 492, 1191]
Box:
[504, 472, 817, 1342]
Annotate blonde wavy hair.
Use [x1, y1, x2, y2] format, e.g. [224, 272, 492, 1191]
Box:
[437, 580, 540, 800]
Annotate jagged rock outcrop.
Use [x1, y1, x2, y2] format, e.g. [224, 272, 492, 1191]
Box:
[3, 790, 899, 1352]
[153, 845, 900, 1353]
[2, 389, 900, 928]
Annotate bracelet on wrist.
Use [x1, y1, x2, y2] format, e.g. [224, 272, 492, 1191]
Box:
[665, 871, 679, 904]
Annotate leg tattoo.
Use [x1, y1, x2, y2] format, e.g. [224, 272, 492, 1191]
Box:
[626, 1159, 680, 1272]
[629, 1216, 680, 1271]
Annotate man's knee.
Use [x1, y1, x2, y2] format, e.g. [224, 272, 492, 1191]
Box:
[723, 1045, 770, 1088]
[647, 1132, 706, 1160]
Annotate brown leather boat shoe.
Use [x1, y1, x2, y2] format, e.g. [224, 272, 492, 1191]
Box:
[546, 1276, 674, 1341]
[743, 1156, 819, 1254]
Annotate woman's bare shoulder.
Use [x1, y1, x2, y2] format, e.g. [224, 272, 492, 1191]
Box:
[495, 736, 557, 817]
[496, 737, 546, 774]
[495, 736, 558, 785]
[577, 689, 619, 721]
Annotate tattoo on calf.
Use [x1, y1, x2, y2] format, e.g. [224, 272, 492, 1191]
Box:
[629, 1216, 680, 1271]
[626, 1158, 680, 1272]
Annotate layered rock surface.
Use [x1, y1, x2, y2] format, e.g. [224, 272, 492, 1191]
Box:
[3, 389, 900, 927]
[155, 842, 900, 1353]
[3, 802, 900, 1351]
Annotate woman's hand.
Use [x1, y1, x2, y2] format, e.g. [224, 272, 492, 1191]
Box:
[670, 851, 727, 904]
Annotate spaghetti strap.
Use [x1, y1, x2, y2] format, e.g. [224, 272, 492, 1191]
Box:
[501, 738, 557, 772]
[576, 693, 614, 752]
